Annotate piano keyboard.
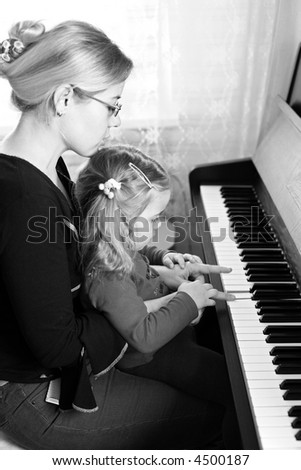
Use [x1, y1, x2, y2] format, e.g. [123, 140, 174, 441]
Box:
[200, 185, 301, 450]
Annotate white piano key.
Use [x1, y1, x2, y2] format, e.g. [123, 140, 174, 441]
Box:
[235, 326, 265, 334]
[230, 300, 257, 308]
[260, 437, 301, 450]
[232, 315, 260, 321]
[231, 293, 252, 299]
[233, 321, 265, 327]
[253, 406, 296, 417]
[244, 363, 276, 372]
[239, 347, 273, 355]
[247, 379, 286, 387]
[250, 395, 301, 407]
[249, 388, 284, 398]
[245, 370, 301, 381]
[237, 333, 267, 340]
[258, 426, 298, 438]
[237, 340, 272, 349]
[255, 416, 295, 427]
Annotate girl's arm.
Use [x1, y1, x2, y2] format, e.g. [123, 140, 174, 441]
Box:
[144, 292, 177, 313]
[87, 275, 198, 354]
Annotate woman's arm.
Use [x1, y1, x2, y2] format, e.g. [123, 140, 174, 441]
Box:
[2, 194, 124, 371]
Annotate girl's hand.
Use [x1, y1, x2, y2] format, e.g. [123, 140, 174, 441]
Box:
[178, 281, 236, 309]
[162, 252, 202, 269]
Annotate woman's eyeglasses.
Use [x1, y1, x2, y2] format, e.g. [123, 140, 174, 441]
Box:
[74, 88, 122, 117]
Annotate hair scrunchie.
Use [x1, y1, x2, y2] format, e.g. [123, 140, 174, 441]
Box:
[0, 38, 25, 63]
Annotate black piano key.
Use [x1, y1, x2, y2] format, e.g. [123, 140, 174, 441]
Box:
[275, 364, 301, 374]
[249, 274, 293, 282]
[272, 356, 301, 364]
[239, 241, 280, 249]
[227, 207, 263, 213]
[266, 335, 301, 343]
[220, 185, 255, 191]
[230, 213, 267, 220]
[247, 268, 291, 275]
[242, 254, 285, 262]
[280, 379, 301, 390]
[288, 406, 301, 417]
[236, 236, 276, 244]
[283, 391, 301, 400]
[264, 326, 301, 335]
[270, 346, 301, 356]
[234, 227, 274, 233]
[222, 196, 257, 200]
[259, 306, 301, 313]
[230, 217, 267, 224]
[260, 314, 301, 322]
[295, 430, 301, 440]
[280, 379, 301, 389]
[291, 418, 301, 428]
[241, 248, 283, 254]
[225, 202, 259, 207]
[250, 282, 298, 292]
[245, 262, 289, 270]
[252, 289, 301, 300]
[229, 210, 264, 216]
[256, 299, 301, 308]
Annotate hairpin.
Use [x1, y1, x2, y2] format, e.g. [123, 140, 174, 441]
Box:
[98, 178, 121, 199]
[128, 162, 153, 189]
[0, 38, 25, 63]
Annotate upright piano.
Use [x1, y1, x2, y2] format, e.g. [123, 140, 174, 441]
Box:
[189, 97, 301, 450]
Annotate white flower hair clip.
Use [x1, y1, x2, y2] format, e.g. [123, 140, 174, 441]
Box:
[98, 178, 121, 199]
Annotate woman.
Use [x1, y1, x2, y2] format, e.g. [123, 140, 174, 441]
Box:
[0, 19, 229, 449]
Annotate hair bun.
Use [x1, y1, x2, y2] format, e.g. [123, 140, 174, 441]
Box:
[9, 20, 45, 47]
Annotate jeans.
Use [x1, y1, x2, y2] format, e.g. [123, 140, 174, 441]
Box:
[0, 366, 223, 450]
[118, 327, 242, 449]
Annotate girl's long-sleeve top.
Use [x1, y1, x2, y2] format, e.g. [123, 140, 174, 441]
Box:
[0, 154, 126, 410]
[86, 250, 198, 369]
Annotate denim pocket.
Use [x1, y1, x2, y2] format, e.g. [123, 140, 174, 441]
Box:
[17, 382, 59, 423]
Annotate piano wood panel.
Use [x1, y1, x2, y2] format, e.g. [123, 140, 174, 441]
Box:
[254, 97, 301, 285]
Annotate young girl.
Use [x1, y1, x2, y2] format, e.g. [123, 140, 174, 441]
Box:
[75, 144, 241, 449]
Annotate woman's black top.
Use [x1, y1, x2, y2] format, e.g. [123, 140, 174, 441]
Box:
[0, 153, 125, 386]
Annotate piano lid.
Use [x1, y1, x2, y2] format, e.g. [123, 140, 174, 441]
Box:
[253, 96, 301, 261]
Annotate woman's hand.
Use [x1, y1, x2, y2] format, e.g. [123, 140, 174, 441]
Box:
[162, 252, 202, 269]
[153, 261, 233, 290]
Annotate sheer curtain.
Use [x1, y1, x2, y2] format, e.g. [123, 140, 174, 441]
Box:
[0, 0, 292, 214]
[111, 0, 284, 218]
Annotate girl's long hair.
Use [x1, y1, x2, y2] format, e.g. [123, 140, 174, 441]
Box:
[75, 145, 170, 281]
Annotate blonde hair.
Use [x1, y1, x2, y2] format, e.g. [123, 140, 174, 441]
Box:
[0, 20, 133, 116]
[75, 145, 170, 280]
